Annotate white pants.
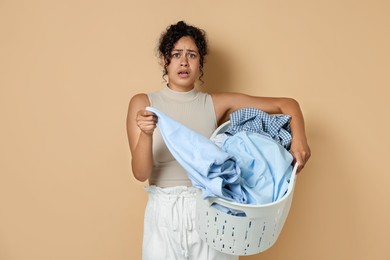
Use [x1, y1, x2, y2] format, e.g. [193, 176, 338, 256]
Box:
[142, 186, 239, 260]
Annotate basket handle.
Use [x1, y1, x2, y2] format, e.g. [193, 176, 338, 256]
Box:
[286, 162, 298, 194]
[204, 163, 299, 215]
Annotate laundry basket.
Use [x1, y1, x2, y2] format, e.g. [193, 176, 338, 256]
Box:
[195, 121, 298, 256]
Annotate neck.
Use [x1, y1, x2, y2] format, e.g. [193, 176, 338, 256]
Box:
[167, 83, 195, 92]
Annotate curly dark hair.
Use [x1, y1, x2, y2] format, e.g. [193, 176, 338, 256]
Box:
[158, 21, 208, 82]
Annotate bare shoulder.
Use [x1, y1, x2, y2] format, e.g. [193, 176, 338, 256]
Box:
[128, 93, 150, 112]
[127, 93, 149, 130]
[129, 93, 149, 106]
[127, 93, 150, 123]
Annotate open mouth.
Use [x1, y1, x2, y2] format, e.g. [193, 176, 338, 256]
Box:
[178, 71, 190, 78]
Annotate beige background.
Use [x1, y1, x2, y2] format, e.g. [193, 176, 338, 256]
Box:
[1, 0, 389, 259]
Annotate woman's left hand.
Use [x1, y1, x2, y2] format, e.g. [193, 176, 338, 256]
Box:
[290, 139, 311, 173]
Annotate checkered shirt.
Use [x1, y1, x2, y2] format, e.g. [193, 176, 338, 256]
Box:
[226, 108, 292, 149]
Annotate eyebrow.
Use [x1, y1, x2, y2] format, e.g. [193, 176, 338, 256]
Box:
[172, 49, 198, 53]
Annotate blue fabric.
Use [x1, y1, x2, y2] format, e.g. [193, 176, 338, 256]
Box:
[226, 108, 292, 149]
[222, 131, 293, 204]
[146, 107, 247, 204]
[146, 106, 293, 208]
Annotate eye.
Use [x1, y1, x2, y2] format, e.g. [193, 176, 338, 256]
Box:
[171, 53, 181, 58]
[187, 53, 197, 59]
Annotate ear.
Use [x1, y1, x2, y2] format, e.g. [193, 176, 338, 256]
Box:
[160, 54, 167, 66]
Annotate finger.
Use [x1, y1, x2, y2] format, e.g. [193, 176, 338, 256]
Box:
[138, 122, 157, 134]
[137, 120, 157, 129]
[297, 164, 304, 173]
[137, 118, 157, 126]
[137, 113, 158, 123]
[292, 152, 304, 173]
[138, 110, 157, 117]
[140, 117, 156, 123]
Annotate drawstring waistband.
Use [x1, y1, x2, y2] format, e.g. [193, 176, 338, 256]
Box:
[145, 186, 198, 259]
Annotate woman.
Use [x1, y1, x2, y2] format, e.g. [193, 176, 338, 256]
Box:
[127, 21, 310, 260]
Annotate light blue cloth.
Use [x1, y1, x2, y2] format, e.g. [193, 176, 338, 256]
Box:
[146, 107, 247, 203]
[222, 131, 293, 204]
[146, 106, 293, 208]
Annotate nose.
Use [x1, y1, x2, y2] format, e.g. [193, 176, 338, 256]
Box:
[180, 55, 188, 67]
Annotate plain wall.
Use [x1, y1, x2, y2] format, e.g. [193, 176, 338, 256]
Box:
[1, 0, 389, 259]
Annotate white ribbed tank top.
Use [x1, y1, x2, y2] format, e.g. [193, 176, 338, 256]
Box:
[147, 85, 217, 187]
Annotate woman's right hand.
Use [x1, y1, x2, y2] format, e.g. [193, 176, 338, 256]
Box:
[136, 109, 158, 135]
[127, 94, 155, 182]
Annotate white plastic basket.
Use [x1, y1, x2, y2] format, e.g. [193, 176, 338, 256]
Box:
[195, 121, 298, 256]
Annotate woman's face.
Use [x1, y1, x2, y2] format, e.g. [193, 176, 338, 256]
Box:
[165, 36, 200, 91]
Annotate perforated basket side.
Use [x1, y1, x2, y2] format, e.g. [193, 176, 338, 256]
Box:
[197, 122, 298, 255]
[195, 188, 295, 256]
[195, 164, 298, 256]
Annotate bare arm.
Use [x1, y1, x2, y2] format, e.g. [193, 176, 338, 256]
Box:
[211, 92, 311, 172]
[126, 94, 157, 182]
